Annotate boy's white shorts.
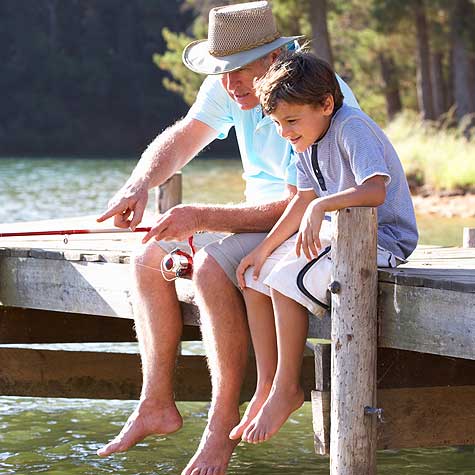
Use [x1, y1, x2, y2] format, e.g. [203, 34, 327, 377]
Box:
[244, 220, 401, 316]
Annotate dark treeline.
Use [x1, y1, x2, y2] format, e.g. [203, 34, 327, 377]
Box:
[2, 0, 474, 158]
[1, 1, 196, 157]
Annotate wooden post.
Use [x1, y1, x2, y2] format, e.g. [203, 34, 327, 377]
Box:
[312, 343, 331, 455]
[330, 207, 378, 475]
[463, 227, 475, 248]
[155, 172, 182, 214]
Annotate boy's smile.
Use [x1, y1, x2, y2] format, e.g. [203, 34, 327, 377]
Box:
[270, 98, 334, 152]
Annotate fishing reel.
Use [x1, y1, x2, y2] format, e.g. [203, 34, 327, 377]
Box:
[160, 236, 195, 279]
[162, 248, 193, 278]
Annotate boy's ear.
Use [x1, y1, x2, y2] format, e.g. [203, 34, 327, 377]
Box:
[322, 94, 335, 116]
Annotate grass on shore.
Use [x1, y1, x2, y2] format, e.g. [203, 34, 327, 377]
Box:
[385, 112, 475, 191]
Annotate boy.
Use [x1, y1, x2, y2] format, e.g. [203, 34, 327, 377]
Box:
[229, 51, 418, 444]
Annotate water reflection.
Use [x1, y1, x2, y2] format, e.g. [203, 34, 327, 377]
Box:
[1, 158, 475, 474]
[1, 397, 475, 475]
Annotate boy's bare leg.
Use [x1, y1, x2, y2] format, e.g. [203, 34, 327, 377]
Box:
[229, 288, 277, 440]
[242, 290, 307, 444]
[97, 241, 183, 456]
[181, 251, 249, 475]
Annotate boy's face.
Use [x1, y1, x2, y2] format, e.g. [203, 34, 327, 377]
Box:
[220, 52, 278, 110]
[270, 97, 334, 152]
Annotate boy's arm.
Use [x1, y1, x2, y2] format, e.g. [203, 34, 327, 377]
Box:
[236, 189, 317, 287]
[297, 175, 386, 259]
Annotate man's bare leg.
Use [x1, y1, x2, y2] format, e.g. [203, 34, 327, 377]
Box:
[181, 251, 249, 475]
[97, 241, 183, 456]
[229, 288, 277, 440]
[242, 290, 307, 444]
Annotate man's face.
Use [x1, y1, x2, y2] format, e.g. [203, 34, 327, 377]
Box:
[220, 56, 271, 110]
[270, 98, 334, 153]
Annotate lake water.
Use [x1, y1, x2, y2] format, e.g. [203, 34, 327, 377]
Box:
[1, 157, 475, 475]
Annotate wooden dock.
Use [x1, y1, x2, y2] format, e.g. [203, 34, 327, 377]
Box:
[1, 179, 475, 473]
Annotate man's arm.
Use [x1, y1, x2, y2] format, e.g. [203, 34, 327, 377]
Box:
[141, 185, 297, 243]
[97, 117, 218, 229]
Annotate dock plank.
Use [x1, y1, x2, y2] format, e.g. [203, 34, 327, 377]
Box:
[1, 222, 475, 359]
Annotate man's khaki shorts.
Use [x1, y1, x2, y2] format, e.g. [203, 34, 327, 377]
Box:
[157, 232, 266, 287]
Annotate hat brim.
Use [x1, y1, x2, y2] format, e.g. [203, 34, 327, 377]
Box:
[182, 36, 304, 75]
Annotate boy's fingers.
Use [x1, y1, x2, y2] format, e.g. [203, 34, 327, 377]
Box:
[309, 240, 318, 258]
[301, 234, 311, 260]
[236, 261, 248, 289]
[295, 233, 302, 257]
[252, 261, 262, 280]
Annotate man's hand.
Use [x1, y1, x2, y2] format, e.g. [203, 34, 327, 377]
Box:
[236, 244, 271, 290]
[142, 205, 203, 243]
[97, 182, 149, 230]
[296, 199, 325, 260]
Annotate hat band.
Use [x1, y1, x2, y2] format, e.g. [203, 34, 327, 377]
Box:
[208, 31, 281, 57]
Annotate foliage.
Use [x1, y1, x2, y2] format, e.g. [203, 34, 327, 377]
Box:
[153, 29, 203, 106]
[386, 111, 475, 190]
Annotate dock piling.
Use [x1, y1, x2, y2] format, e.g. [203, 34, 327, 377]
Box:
[330, 207, 378, 474]
[155, 173, 183, 214]
[463, 227, 475, 248]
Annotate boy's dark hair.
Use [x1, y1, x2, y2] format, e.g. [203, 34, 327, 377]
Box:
[256, 50, 344, 114]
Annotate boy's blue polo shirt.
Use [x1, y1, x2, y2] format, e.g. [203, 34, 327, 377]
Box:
[187, 75, 359, 204]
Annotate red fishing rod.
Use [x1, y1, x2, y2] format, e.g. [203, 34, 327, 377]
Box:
[0, 227, 152, 238]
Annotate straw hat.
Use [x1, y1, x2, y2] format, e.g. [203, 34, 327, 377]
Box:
[183, 1, 303, 75]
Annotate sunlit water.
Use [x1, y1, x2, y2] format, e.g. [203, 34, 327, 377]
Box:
[1, 157, 475, 475]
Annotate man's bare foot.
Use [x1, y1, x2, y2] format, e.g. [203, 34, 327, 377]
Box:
[182, 413, 240, 475]
[97, 399, 183, 457]
[229, 386, 271, 440]
[241, 386, 304, 444]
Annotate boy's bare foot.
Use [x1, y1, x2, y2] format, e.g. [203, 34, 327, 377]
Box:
[241, 387, 304, 444]
[96, 399, 183, 456]
[182, 412, 240, 475]
[229, 386, 271, 440]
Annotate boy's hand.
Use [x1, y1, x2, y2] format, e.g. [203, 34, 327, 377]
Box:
[236, 245, 270, 290]
[296, 199, 325, 260]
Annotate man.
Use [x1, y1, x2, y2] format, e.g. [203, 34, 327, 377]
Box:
[96, 2, 359, 474]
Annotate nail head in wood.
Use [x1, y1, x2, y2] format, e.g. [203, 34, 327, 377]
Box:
[329, 281, 341, 294]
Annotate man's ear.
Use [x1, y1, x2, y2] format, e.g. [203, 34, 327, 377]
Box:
[269, 47, 283, 63]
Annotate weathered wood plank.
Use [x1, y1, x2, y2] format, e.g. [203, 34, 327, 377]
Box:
[313, 346, 475, 391]
[0, 348, 315, 402]
[313, 386, 475, 451]
[0, 256, 199, 324]
[377, 348, 475, 388]
[378, 282, 475, 360]
[0, 307, 201, 343]
[377, 386, 475, 449]
[313, 348, 475, 454]
[379, 268, 475, 293]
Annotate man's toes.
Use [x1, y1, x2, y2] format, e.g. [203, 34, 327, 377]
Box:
[97, 441, 119, 457]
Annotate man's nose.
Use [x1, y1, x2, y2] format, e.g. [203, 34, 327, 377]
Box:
[225, 72, 240, 89]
